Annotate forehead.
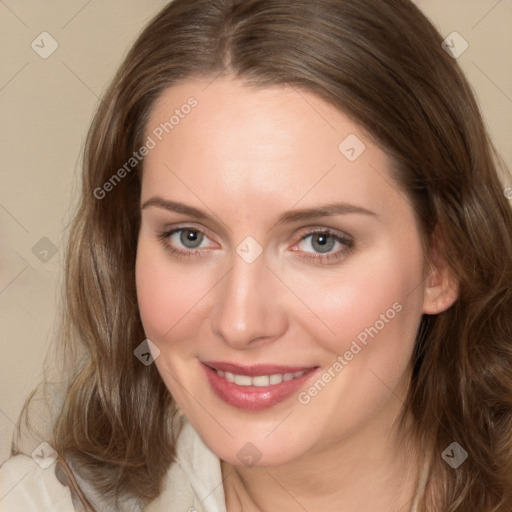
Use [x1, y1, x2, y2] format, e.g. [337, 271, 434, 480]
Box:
[140, 76, 405, 220]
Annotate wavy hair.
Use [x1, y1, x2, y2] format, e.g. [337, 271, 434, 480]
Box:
[14, 0, 512, 510]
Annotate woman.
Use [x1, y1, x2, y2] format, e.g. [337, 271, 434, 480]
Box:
[1, 0, 511, 510]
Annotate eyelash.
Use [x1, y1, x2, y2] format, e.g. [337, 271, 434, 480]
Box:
[157, 227, 354, 264]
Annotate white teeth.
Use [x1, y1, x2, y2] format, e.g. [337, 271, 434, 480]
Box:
[234, 374, 252, 386]
[215, 369, 308, 386]
[269, 374, 283, 385]
[252, 375, 270, 386]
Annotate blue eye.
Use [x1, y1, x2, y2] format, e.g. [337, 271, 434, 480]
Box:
[172, 228, 206, 249]
[158, 227, 353, 263]
[295, 229, 354, 263]
[158, 227, 213, 258]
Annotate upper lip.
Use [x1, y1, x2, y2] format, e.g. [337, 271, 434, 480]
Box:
[201, 361, 318, 376]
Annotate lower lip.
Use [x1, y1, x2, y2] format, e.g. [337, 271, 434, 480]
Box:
[201, 363, 319, 411]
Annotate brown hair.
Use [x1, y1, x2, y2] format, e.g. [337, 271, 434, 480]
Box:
[14, 0, 512, 510]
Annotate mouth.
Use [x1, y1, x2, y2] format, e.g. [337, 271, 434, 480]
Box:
[200, 360, 320, 410]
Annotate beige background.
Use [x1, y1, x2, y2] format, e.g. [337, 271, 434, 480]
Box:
[1, 1, 511, 463]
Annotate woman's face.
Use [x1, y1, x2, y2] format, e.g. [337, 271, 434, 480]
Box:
[136, 76, 432, 467]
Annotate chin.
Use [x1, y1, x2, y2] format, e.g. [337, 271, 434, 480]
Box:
[192, 414, 316, 469]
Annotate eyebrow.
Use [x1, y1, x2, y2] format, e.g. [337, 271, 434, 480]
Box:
[141, 197, 377, 226]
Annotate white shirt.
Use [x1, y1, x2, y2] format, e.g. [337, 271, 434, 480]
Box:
[0, 416, 424, 511]
[0, 416, 227, 512]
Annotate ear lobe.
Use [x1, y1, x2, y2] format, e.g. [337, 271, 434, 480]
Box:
[422, 233, 459, 315]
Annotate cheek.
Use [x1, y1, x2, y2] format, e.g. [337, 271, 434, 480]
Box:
[135, 241, 194, 342]
[289, 242, 425, 439]
[135, 237, 220, 353]
[135, 249, 170, 339]
[289, 239, 425, 361]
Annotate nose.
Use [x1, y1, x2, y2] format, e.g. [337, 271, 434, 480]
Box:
[210, 250, 288, 350]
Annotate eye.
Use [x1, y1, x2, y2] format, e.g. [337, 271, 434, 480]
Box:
[171, 228, 207, 249]
[158, 227, 215, 258]
[157, 226, 354, 264]
[293, 229, 354, 263]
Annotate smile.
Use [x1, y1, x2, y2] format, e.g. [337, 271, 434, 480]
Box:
[200, 361, 320, 410]
[215, 369, 308, 386]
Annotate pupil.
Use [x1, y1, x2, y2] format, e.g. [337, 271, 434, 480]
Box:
[181, 229, 202, 248]
[313, 233, 334, 253]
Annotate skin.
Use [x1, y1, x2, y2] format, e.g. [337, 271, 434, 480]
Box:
[135, 76, 458, 511]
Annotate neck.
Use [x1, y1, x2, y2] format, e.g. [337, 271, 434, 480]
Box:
[221, 403, 423, 512]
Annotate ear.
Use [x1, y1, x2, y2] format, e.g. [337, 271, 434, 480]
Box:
[422, 232, 459, 315]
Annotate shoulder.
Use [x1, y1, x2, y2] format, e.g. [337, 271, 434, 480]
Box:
[0, 419, 227, 512]
[0, 453, 75, 511]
